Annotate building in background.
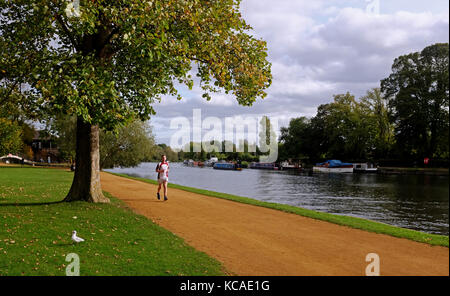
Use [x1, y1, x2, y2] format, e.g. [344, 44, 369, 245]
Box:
[31, 130, 60, 163]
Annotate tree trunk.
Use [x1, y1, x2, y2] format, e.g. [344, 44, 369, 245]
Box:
[65, 116, 109, 203]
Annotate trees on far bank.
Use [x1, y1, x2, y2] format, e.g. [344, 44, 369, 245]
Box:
[149, 144, 179, 163]
[359, 88, 394, 159]
[99, 120, 156, 169]
[279, 89, 394, 163]
[279, 117, 316, 162]
[381, 43, 449, 159]
[280, 43, 449, 165]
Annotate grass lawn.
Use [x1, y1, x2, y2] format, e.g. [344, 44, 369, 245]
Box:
[110, 173, 449, 248]
[0, 167, 226, 276]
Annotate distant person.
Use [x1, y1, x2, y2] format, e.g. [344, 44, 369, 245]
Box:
[155, 155, 169, 201]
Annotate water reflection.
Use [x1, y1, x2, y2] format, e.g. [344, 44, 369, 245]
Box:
[106, 163, 449, 235]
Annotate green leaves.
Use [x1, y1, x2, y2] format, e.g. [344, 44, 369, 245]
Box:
[99, 119, 156, 169]
[280, 89, 395, 161]
[0, 118, 23, 156]
[1, 0, 271, 130]
[381, 43, 449, 158]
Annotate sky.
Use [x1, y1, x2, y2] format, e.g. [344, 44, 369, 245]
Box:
[151, 0, 449, 147]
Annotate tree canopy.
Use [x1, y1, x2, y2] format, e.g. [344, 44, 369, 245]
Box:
[279, 89, 396, 163]
[0, 117, 23, 156]
[381, 43, 449, 158]
[1, 0, 272, 202]
[0, 0, 272, 129]
[278, 44, 449, 166]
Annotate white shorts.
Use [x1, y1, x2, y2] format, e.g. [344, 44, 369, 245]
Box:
[158, 177, 168, 184]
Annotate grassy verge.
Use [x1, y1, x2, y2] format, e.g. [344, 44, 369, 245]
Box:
[110, 172, 449, 248]
[0, 167, 226, 276]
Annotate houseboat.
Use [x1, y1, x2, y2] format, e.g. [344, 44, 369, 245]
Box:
[353, 163, 378, 173]
[313, 160, 354, 173]
[280, 161, 302, 171]
[249, 162, 279, 170]
[213, 162, 242, 171]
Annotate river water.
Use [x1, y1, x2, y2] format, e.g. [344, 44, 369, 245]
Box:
[105, 162, 449, 235]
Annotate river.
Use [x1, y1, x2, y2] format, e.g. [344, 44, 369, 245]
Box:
[105, 162, 449, 235]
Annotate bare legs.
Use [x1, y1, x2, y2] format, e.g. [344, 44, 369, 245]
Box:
[163, 181, 168, 200]
[157, 181, 168, 200]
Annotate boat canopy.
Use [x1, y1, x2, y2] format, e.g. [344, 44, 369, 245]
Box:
[316, 160, 353, 167]
[214, 163, 235, 169]
[0, 154, 22, 160]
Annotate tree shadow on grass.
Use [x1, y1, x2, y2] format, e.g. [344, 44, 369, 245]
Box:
[0, 200, 65, 207]
[52, 242, 76, 247]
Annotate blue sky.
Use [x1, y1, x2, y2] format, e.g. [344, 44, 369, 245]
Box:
[151, 0, 449, 146]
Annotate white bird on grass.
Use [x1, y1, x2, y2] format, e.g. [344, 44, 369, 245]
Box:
[71, 230, 85, 243]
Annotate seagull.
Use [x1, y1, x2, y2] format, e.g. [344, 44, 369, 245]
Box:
[71, 230, 85, 243]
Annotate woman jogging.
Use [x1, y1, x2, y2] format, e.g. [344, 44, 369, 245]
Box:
[156, 155, 169, 201]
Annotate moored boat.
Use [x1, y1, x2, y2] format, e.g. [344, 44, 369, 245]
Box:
[213, 162, 241, 171]
[205, 157, 219, 167]
[280, 161, 302, 171]
[249, 162, 278, 170]
[313, 160, 354, 173]
[353, 163, 378, 173]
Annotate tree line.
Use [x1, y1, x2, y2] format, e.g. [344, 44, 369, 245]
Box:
[178, 116, 277, 162]
[279, 43, 449, 167]
[0, 109, 179, 168]
[49, 114, 179, 168]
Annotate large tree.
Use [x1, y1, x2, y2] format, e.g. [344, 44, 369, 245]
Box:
[312, 93, 372, 160]
[359, 88, 395, 159]
[99, 119, 155, 169]
[381, 43, 449, 159]
[0, 0, 271, 202]
[281, 91, 390, 162]
[279, 117, 315, 161]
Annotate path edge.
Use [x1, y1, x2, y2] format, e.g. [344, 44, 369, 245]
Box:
[105, 171, 449, 248]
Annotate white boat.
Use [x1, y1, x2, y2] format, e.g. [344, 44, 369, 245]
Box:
[353, 163, 378, 173]
[313, 160, 354, 174]
[280, 161, 301, 170]
[204, 157, 219, 167]
[313, 166, 354, 173]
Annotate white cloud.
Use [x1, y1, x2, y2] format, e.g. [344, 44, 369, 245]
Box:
[152, 1, 449, 145]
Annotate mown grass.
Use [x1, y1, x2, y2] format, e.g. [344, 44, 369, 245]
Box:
[110, 172, 449, 248]
[0, 167, 226, 276]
